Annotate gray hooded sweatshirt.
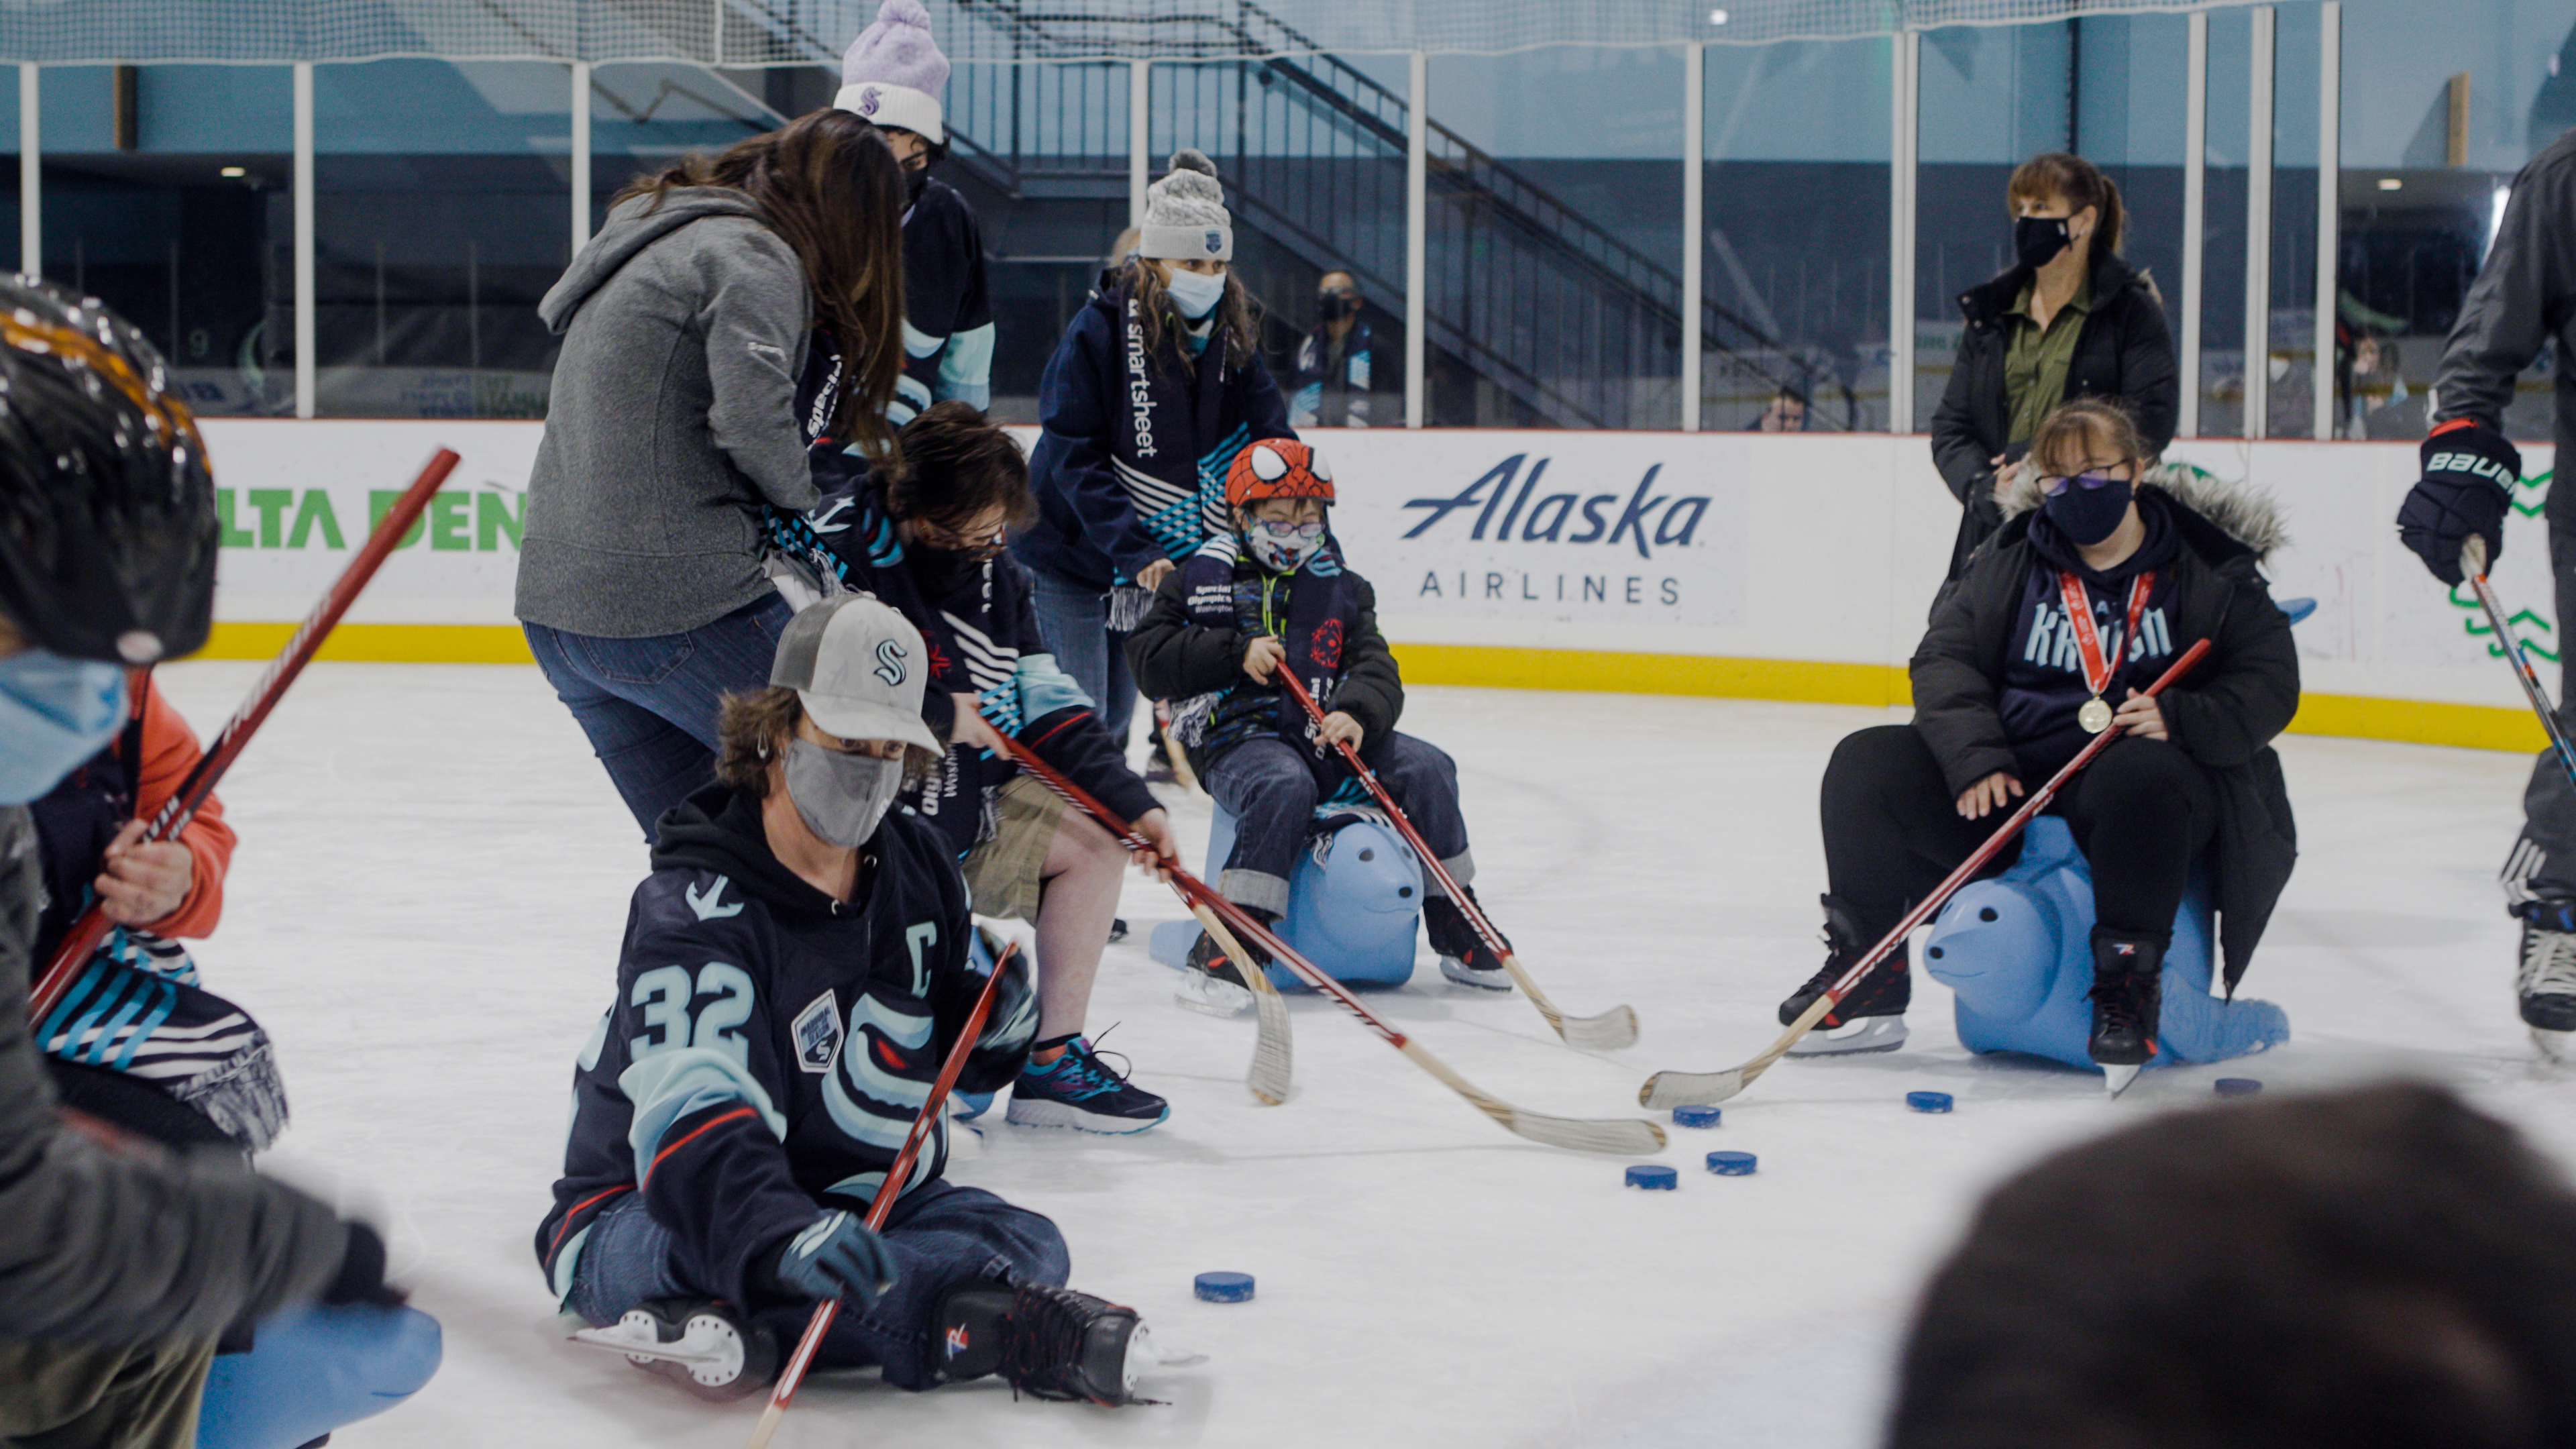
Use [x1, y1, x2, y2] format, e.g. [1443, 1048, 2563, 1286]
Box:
[517, 188, 822, 639]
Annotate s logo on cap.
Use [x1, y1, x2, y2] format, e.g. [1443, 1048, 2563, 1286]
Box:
[859, 85, 882, 116]
[874, 639, 908, 685]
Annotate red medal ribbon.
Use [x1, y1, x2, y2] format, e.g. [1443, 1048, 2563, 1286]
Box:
[2055, 568, 2157, 702]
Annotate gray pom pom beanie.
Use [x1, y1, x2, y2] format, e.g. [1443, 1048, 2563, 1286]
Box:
[835, 0, 949, 142]
[1138, 149, 1232, 263]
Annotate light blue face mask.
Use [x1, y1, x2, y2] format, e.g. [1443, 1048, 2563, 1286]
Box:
[1163, 266, 1227, 320]
[0, 650, 128, 805]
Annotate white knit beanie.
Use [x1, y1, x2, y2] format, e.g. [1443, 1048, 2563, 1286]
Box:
[1138, 150, 1232, 263]
[835, 0, 948, 143]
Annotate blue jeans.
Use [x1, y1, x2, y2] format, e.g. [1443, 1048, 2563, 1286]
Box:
[1026, 566, 1138, 749]
[1202, 733, 1474, 917]
[564, 1181, 1069, 1393]
[523, 594, 794, 841]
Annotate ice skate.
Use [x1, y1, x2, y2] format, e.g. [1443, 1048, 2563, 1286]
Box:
[2515, 906, 2576, 1061]
[2086, 932, 2163, 1086]
[568, 1299, 777, 1401]
[1780, 896, 1908, 1056]
[934, 1281, 1201, 1405]
[1175, 926, 1258, 1018]
[1426, 894, 1513, 992]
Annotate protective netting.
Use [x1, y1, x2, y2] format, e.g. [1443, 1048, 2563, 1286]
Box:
[0, 0, 2262, 66]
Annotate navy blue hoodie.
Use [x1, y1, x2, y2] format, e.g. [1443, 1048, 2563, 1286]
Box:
[535, 785, 1039, 1312]
[1013, 272, 1295, 590]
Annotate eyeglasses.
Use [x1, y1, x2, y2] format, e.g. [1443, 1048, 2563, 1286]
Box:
[1251, 519, 1327, 541]
[2037, 462, 2133, 497]
[912, 522, 1009, 561]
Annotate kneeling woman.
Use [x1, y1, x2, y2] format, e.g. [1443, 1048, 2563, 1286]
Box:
[538, 596, 1167, 1406]
[1781, 398, 2297, 1067]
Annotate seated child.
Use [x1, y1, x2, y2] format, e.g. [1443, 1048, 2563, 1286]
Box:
[537, 596, 1166, 1406]
[1126, 439, 1509, 1001]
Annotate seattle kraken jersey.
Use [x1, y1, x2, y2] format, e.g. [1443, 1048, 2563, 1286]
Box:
[535, 786, 1036, 1312]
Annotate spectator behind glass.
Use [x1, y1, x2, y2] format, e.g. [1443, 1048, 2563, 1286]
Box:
[1928, 152, 2178, 583]
[1890, 1081, 2576, 1449]
[1750, 384, 1810, 433]
[1290, 270, 1385, 428]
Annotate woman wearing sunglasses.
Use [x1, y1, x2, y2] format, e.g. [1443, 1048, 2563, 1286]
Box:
[1776, 398, 2298, 1073]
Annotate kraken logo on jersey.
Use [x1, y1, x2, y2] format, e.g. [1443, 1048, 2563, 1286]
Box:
[792, 990, 841, 1074]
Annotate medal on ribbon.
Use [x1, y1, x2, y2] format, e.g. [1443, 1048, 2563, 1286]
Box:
[2056, 569, 2156, 735]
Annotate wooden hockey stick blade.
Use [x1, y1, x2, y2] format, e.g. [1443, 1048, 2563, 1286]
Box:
[1160, 724, 1201, 793]
[1399, 1040, 1667, 1155]
[1189, 900, 1292, 1105]
[1501, 953, 1638, 1049]
[1640, 994, 1835, 1109]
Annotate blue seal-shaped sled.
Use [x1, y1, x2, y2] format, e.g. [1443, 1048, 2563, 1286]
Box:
[1150, 803, 1424, 987]
[1919, 816, 2288, 1073]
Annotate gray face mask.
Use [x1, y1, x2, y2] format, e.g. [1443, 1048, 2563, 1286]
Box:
[782, 739, 906, 848]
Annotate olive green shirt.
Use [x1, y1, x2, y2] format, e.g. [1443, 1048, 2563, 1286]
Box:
[2002, 274, 2094, 445]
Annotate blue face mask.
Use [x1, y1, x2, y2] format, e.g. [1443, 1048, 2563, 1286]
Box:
[0, 651, 129, 805]
[1163, 266, 1227, 320]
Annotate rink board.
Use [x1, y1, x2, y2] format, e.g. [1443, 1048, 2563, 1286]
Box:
[191, 419, 2557, 752]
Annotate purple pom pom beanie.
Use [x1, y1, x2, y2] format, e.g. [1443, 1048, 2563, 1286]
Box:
[836, 0, 949, 142]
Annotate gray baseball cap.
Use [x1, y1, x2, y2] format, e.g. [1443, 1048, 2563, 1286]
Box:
[769, 595, 945, 751]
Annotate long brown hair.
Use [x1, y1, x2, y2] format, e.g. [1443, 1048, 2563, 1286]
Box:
[1119, 256, 1262, 378]
[2008, 152, 2127, 258]
[620, 109, 908, 458]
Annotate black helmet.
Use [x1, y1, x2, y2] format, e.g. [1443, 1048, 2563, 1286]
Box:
[0, 280, 216, 664]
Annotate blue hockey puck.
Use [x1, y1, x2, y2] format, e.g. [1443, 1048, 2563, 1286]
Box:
[1706, 1150, 1758, 1176]
[2214, 1077, 2263, 1098]
[1670, 1104, 1722, 1128]
[1625, 1164, 1679, 1191]
[1193, 1272, 1255, 1303]
[1906, 1091, 1955, 1114]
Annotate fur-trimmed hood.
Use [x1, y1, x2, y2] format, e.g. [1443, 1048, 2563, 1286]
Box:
[1996, 460, 2288, 562]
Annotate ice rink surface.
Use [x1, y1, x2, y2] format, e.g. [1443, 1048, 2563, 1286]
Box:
[146, 661, 2574, 1448]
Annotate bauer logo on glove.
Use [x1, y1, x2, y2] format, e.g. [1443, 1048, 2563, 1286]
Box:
[2397, 418, 2525, 586]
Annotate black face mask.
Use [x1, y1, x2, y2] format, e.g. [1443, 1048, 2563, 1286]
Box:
[1319, 292, 1357, 324]
[2041, 472, 2134, 547]
[904, 165, 931, 206]
[906, 543, 983, 600]
[2015, 215, 2074, 271]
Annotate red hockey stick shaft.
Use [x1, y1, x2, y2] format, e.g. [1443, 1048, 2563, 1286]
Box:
[2463, 537, 2576, 794]
[747, 941, 1018, 1446]
[30, 448, 460, 1024]
[1813, 636, 2214, 1012]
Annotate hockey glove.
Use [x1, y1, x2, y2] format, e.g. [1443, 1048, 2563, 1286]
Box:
[772, 1210, 897, 1310]
[2398, 419, 2523, 585]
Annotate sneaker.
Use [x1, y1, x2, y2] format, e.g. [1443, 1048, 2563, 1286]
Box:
[1006, 1035, 1170, 1134]
[2086, 932, 2165, 1067]
[1424, 892, 1513, 991]
[570, 1299, 777, 1401]
[934, 1281, 1195, 1405]
[1778, 895, 1907, 1055]
[2515, 902, 2576, 1042]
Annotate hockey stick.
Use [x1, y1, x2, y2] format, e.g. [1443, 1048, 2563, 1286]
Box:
[2464, 536, 2576, 794]
[995, 734, 1665, 1155]
[1274, 670, 1639, 1050]
[30, 448, 462, 1026]
[1642, 637, 2215, 1110]
[744, 940, 1019, 1449]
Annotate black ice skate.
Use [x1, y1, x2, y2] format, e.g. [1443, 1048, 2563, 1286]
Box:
[1176, 920, 1265, 1018]
[934, 1281, 1201, 1405]
[2514, 901, 2576, 1059]
[1426, 890, 1513, 991]
[2087, 931, 2165, 1093]
[568, 1298, 778, 1401]
[1782, 896, 1908, 1056]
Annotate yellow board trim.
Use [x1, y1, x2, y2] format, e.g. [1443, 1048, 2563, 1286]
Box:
[187, 628, 2548, 753]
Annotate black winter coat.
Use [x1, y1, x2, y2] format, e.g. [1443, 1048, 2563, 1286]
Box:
[1913, 477, 2297, 989]
[1929, 251, 2180, 578]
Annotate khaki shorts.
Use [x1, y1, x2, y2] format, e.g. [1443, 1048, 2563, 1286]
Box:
[961, 773, 1067, 922]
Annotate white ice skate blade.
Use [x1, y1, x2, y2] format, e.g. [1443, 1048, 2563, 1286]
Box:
[2535, 1026, 2576, 1063]
[2100, 1063, 2141, 1097]
[1783, 1015, 1907, 1057]
[1124, 1325, 1208, 1395]
[1438, 955, 1514, 992]
[1173, 970, 1253, 1018]
[570, 1320, 730, 1369]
